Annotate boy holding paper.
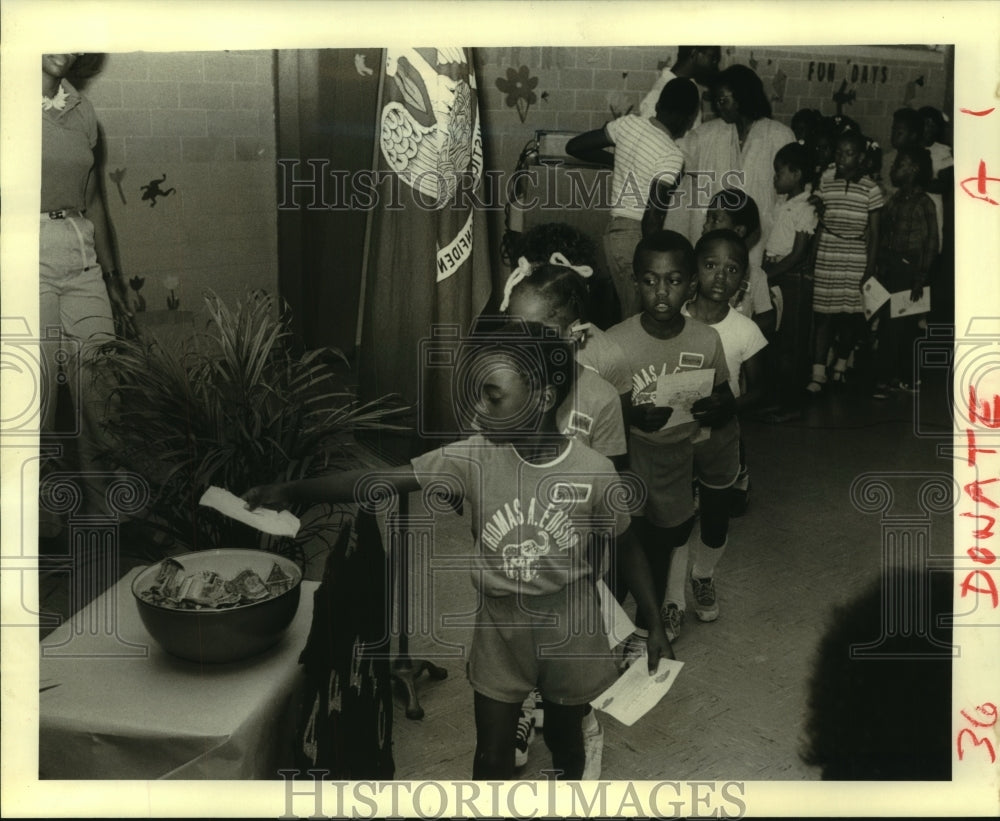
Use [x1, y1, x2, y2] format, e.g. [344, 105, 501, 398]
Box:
[870, 145, 938, 399]
[606, 231, 735, 665]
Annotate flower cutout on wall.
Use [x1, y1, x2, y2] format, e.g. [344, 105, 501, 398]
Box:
[164, 275, 181, 311]
[496, 66, 538, 123]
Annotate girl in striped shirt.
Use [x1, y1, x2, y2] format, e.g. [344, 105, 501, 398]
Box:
[807, 128, 883, 392]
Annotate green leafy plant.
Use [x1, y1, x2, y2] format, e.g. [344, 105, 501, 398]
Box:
[96, 290, 407, 564]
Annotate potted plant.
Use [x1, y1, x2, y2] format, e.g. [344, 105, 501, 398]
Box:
[95, 289, 407, 565]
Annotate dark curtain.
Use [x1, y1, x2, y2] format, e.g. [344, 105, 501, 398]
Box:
[275, 49, 381, 355]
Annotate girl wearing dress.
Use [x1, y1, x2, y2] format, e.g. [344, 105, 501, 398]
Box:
[807, 129, 883, 392]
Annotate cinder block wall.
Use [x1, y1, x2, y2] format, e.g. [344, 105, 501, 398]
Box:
[478, 45, 950, 277]
[480, 44, 948, 176]
[81, 50, 278, 315]
[76, 46, 949, 323]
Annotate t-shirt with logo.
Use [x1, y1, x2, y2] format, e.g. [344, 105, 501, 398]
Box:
[606, 314, 729, 445]
[557, 366, 626, 457]
[410, 436, 629, 597]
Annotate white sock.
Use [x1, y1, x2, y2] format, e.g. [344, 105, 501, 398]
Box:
[691, 538, 727, 580]
[665, 540, 690, 609]
[811, 363, 827, 383]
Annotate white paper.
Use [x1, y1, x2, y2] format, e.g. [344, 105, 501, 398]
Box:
[889, 286, 931, 317]
[597, 580, 635, 649]
[653, 369, 715, 430]
[861, 277, 891, 319]
[199, 486, 300, 538]
[590, 656, 684, 726]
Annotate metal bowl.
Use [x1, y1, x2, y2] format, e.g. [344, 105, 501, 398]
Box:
[131, 549, 303, 664]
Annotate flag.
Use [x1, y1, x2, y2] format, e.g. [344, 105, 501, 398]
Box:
[359, 47, 492, 445]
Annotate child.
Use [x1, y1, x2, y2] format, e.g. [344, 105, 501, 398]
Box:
[243, 321, 672, 781]
[567, 77, 700, 320]
[702, 188, 776, 338]
[605, 230, 736, 660]
[500, 253, 627, 775]
[872, 146, 938, 397]
[661, 230, 766, 636]
[807, 128, 883, 392]
[917, 106, 951, 256]
[881, 108, 924, 200]
[809, 115, 862, 187]
[762, 142, 818, 409]
[501, 255, 627, 468]
[514, 222, 633, 403]
[791, 108, 823, 146]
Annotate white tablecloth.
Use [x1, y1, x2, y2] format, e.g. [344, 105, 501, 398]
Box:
[39, 566, 317, 779]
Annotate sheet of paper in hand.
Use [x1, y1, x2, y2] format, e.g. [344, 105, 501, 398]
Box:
[199, 486, 301, 537]
[890, 286, 931, 317]
[591, 656, 684, 726]
[654, 368, 715, 430]
[862, 277, 891, 319]
[597, 579, 636, 649]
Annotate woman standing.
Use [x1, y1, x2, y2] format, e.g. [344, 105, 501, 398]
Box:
[685, 65, 795, 265]
[40, 53, 137, 527]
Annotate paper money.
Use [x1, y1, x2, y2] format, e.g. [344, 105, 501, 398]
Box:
[199, 485, 301, 537]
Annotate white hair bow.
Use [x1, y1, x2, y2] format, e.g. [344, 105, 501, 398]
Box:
[499, 256, 534, 312]
[499, 252, 595, 312]
[548, 252, 593, 278]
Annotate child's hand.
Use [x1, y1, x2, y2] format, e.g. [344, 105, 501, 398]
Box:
[243, 483, 294, 512]
[630, 403, 673, 432]
[691, 394, 733, 428]
[910, 284, 924, 302]
[645, 624, 676, 672]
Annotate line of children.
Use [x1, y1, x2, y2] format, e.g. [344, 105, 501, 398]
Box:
[244, 320, 672, 782]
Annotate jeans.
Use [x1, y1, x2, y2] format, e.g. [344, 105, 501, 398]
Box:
[602, 216, 643, 321]
[39, 213, 116, 524]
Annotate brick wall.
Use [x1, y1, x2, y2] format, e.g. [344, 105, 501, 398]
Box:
[81, 50, 277, 315]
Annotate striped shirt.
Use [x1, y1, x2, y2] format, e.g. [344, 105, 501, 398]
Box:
[605, 116, 684, 221]
[817, 170, 884, 241]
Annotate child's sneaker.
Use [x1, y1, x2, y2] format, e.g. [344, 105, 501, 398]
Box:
[691, 577, 719, 622]
[581, 710, 604, 780]
[619, 631, 648, 671]
[514, 707, 535, 768]
[660, 602, 685, 642]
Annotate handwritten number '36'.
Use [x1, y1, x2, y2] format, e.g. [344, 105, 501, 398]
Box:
[957, 703, 998, 763]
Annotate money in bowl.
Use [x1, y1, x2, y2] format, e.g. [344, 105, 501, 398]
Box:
[131, 548, 303, 663]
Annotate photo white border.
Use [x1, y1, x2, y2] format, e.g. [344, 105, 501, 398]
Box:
[3, 0, 998, 816]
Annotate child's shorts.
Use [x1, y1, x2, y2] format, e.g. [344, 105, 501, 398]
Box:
[467, 580, 619, 706]
[629, 437, 695, 528]
[693, 418, 741, 489]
